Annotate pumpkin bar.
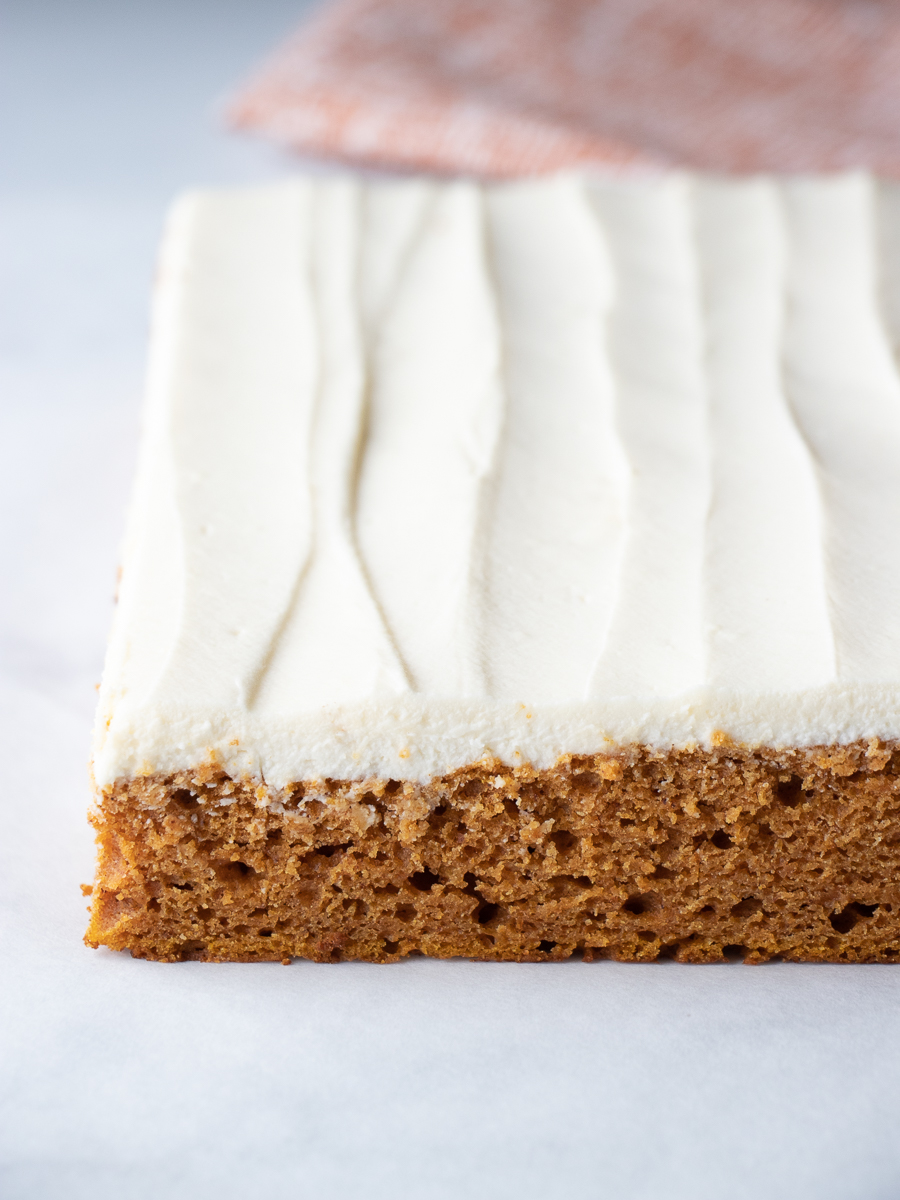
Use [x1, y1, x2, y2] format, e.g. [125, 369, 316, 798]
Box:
[87, 171, 900, 963]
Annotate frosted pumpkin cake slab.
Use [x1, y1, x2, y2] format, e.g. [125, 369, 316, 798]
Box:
[87, 171, 900, 963]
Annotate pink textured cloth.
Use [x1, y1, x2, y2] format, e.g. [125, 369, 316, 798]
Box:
[230, 0, 900, 178]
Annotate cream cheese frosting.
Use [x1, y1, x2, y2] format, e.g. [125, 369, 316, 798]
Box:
[93, 172, 900, 788]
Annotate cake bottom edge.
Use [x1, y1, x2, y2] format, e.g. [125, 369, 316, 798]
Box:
[85, 740, 900, 964]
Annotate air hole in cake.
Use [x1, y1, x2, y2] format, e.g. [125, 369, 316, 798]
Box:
[623, 894, 647, 915]
[317, 843, 351, 858]
[829, 907, 859, 934]
[147, 898, 161, 913]
[172, 788, 198, 809]
[266, 829, 281, 842]
[250, 907, 268, 918]
[232, 924, 249, 935]
[384, 780, 401, 795]
[550, 830, 577, 854]
[652, 865, 675, 880]
[620, 817, 636, 827]
[573, 772, 599, 790]
[828, 901, 878, 932]
[699, 904, 715, 914]
[462, 872, 481, 897]
[214, 862, 255, 886]
[502, 798, 518, 817]
[259, 929, 273, 937]
[723, 944, 747, 962]
[409, 868, 440, 892]
[461, 778, 483, 797]
[776, 776, 804, 807]
[538, 940, 557, 953]
[638, 930, 656, 942]
[711, 829, 733, 850]
[170, 881, 193, 891]
[395, 905, 415, 923]
[477, 901, 500, 925]
[383, 939, 400, 954]
[731, 896, 762, 918]
[574, 876, 592, 889]
[375, 883, 400, 896]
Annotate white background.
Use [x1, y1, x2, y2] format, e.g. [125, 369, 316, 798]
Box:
[3, 3, 900, 1197]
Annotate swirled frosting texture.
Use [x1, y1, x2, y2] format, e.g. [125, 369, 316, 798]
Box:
[93, 173, 900, 787]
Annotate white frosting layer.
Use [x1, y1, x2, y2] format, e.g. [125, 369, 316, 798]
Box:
[93, 173, 900, 788]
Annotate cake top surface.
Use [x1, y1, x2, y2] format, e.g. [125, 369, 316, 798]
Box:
[94, 172, 900, 787]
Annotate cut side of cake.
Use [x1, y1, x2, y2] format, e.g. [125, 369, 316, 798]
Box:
[87, 171, 900, 963]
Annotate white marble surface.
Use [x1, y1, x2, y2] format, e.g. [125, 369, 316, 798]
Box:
[3, 4, 900, 1197]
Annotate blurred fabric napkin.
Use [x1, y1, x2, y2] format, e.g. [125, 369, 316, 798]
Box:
[229, 0, 900, 178]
